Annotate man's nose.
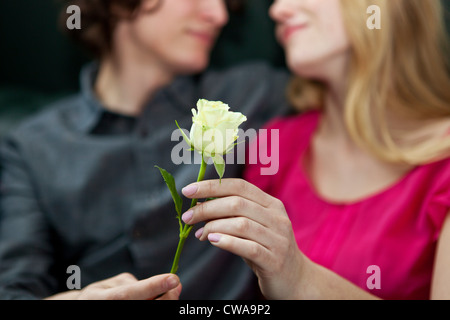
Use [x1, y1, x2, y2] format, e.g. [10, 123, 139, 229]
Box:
[200, 0, 229, 28]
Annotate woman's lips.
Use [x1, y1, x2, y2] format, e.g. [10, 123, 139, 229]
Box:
[280, 24, 308, 44]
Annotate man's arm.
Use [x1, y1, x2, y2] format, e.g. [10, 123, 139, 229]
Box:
[0, 136, 58, 299]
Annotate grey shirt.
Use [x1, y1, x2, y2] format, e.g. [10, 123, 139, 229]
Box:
[0, 62, 290, 299]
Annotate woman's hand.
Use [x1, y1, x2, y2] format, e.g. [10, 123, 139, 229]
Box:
[181, 178, 304, 299]
[46, 273, 182, 300]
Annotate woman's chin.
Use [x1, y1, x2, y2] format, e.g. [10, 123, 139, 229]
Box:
[288, 55, 329, 80]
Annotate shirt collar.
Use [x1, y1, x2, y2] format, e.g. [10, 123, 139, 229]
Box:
[73, 61, 199, 133]
[74, 61, 105, 133]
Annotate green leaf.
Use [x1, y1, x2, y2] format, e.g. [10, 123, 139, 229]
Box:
[212, 155, 225, 181]
[155, 166, 183, 217]
[175, 120, 192, 149]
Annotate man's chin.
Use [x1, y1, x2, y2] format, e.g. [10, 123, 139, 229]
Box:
[177, 59, 210, 75]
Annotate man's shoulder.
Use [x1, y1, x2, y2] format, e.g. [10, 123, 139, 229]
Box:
[4, 93, 83, 144]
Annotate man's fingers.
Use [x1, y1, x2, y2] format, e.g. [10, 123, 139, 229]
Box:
[77, 273, 181, 300]
[156, 284, 182, 300]
[107, 272, 138, 287]
[182, 179, 274, 208]
[112, 274, 180, 300]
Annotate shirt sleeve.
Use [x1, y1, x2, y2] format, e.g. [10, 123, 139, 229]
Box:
[0, 135, 58, 299]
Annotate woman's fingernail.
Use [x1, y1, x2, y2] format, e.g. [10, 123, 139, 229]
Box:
[182, 184, 198, 197]
[182, 210, 194, 224]
[208, 233, 221, 243]
[195, 227, 204, 239]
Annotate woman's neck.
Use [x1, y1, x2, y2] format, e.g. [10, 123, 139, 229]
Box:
[309, 78, 415, 203]
[316, 74, 359, 153]
[309, 50, 357, 149]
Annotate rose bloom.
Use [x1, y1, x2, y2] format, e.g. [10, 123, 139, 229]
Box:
[189, 99, 247, 158]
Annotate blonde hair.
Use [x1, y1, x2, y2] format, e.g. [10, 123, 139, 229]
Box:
[289, 0, 450, 165]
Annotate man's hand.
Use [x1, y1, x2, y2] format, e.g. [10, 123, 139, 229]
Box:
[46, 273, 182, 300]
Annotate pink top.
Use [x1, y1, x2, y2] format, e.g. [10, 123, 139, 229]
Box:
[244, 111, 450, 300]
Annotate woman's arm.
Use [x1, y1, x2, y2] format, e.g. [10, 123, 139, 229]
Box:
[431, 213, 450, 299]
[181, 178, 379, 300]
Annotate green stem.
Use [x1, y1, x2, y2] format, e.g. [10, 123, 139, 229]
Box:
[170, 224, 193, 274]
[170, 155, 207, 274]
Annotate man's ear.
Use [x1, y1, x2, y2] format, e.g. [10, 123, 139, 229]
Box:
[110, 2, 136, 20]
[137, 0, 162, 15]
[109, 0, 161, 21]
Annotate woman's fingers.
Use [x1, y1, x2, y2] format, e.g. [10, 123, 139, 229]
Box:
[182, 179, 276, 209]
[204, 232, 274, 272]
[179, 177, 300, 300]
[195, 216, 278, 249]
[182, 196, 273, 227]
[180, 179, 303, 300]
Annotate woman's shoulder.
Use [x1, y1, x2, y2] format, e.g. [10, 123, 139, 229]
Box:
[264, 109, 320, 129]
[409, 156, 450, 237]
[261, 110, 321, 143]
[421, 156, 450, 193]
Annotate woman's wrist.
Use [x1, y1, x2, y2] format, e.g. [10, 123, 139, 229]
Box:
[287, 252, 317, 300]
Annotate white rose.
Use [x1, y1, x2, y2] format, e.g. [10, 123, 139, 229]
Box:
[177, 99, 247, 179]
[189, 99, 247, 158]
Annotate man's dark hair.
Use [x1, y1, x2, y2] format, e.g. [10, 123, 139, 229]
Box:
[60, 0, 245, 58]
[60, 0, 143, 58]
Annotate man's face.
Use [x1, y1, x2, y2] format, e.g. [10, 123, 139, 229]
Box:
[124, 0, 229, 75]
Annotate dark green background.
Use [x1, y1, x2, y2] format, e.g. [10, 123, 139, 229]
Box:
[0, 0, 284, 92]
[0, 0, 449, 138]
[0, 0, 285, 137]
